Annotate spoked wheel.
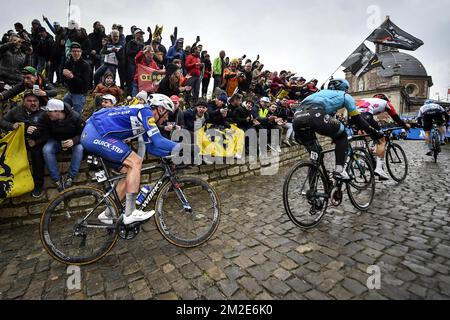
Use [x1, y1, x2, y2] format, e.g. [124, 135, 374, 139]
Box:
[432, 133, 440, 163]
[283, 161, 329, 229]
[385, 143, 408, 182]
[39, 186, 120, 265]
[346, 154, 375, 211]
[154, 176, 221, 248]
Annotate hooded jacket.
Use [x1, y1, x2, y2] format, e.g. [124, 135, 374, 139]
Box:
[92, 72, 124, 101]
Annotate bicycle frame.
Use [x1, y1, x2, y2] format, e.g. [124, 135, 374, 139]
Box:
[79, 157, 192, 226]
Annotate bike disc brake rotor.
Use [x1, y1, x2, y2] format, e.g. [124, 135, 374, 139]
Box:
[330, 187, 343, 207]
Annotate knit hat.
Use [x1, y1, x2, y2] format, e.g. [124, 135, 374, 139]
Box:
[43, 99, 65, 111]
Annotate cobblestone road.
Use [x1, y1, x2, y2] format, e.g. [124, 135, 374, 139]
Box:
[0, 141, 449, 300]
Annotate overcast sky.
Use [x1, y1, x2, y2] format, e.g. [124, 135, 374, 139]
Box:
[1, 0, 449, 100]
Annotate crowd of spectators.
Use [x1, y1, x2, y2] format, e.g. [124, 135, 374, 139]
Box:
[0, 17, 323, 198]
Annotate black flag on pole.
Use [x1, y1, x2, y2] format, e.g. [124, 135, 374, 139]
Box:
[342, 43, 381, 76]
[355, 54, 384, 77]
[366, 18, 424, 51]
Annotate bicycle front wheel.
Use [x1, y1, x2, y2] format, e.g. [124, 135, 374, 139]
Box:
[385, 143, 408, 182]
[283, 161, 329, 229]
[39, 186, 120, 265]
[346, 154, 375, 211]
[154, 176, 221, 248]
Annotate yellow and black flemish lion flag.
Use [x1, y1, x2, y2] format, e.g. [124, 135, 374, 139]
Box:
[0, 124, 34, 204]
[195, 124, 245, 158]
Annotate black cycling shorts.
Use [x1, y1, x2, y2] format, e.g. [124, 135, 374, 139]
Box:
[361, 113, 381, 131]
[422, 111, 445, 132]
[293, 108, 345, 146]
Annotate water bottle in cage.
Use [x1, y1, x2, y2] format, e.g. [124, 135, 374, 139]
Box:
[136, 185, 152, 206]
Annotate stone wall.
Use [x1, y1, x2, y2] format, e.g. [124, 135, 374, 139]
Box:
[0, 137, 332, 229]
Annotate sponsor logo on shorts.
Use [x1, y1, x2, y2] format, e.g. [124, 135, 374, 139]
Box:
[315, 113, 321, 118]
[324, 115, 330, 123]
[93, 139, 124, 154]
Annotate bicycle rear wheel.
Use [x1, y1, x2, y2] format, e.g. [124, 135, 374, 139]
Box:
[40, 186, 120, 265]
[283, 161, 329, 229]
[346, 154, 375, 211]
[154, 176, 221, 248]
[432, 132, 440, 163]
[385, 143, 408, 182]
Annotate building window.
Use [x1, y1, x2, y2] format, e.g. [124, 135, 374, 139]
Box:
[405, 83, 419, 97]
[358, 79, 365, 91]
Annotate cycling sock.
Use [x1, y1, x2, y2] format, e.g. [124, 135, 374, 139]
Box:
[125, 193, 137, 217]
[335, 165, 344, 173]
[376, 157, 384, 169]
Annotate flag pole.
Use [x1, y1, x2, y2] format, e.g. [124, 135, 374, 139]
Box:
[320, 16, 390, 89]
[68, 0, 72, 23]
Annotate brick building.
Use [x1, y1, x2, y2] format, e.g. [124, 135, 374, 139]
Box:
[345, 44, 434, 115]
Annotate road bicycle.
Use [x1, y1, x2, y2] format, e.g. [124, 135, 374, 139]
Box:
[40, 155, 221, 265]
[352, 127, 409, 182]
[283, 133, 375, 229]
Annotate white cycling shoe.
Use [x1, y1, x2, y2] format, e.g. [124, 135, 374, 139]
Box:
[123, 209, 155, 225]
[98, 211, 114, 225]
[374, 167, 390, 181]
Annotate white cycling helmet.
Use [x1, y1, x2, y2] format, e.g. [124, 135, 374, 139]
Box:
[148, 93, 175, 113]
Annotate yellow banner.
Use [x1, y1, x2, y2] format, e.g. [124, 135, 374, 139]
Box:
[0, 124, 34, 203]
[195, 123, 245, 158]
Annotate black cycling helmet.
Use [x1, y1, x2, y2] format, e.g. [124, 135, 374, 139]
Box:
[373, 93, 390, 102]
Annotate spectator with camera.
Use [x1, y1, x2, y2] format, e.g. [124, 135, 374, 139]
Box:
[0, 90, 46, 198]
[93, 30, 123, 86]
[0, 34, 32, 86]
[88, 21, 106, 73]
[0, 66, 56, 106]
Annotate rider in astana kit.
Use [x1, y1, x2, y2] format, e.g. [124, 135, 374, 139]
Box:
[81, 94, 181, 225]
[293, 78, 384, 180]
[416, 99, 449, 156]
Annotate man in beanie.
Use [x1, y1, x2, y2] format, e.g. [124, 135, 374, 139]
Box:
[37, 98, 84, 191]
[62, 42, 91, 115]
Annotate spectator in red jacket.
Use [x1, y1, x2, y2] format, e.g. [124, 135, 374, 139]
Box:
[185, 45, 203, 105]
